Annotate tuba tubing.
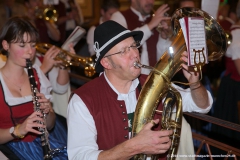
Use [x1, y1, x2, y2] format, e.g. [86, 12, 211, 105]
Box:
[132, 7, 227, 160]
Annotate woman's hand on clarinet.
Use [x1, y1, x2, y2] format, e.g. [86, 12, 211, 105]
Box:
[37, 93, 52, 114]
[17, 112, 46, 136]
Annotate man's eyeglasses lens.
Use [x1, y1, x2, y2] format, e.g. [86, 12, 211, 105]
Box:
[104, 41, 141, 58]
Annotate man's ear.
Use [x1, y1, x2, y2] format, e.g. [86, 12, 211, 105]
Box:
[2, 40, 9, 50]
[100, 57, 112, 70]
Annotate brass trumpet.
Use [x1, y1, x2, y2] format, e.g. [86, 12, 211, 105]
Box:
[36, 43, 96, 77]
[35, 6, 58, 22]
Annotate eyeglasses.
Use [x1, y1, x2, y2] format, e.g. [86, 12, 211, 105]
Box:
[104, 41, 141, 58]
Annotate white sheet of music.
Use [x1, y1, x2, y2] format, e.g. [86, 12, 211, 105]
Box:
[188, 18, 207, 66]
[179, 17, 208, 66]
[61, 26, 86, 51]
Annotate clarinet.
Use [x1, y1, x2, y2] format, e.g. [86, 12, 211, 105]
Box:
[26, 59, 52, 160]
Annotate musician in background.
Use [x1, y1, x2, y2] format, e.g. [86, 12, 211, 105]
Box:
[178, 0, 195, 8]
[54, 0, 84, 47]
[212, 0, 240, 148]
[110, 0, 170, 75]
[0, 16, 67, 159]
[24, 0, 61, 43]
[25, 0, 72, 118]
[67, 20, 213, 160]
[86, 0, 120, 56]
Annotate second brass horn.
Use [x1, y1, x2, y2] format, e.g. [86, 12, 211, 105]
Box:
[132, 7, 227, 160]
[36, 43, 96, 77]
[35, 6, 58, 22]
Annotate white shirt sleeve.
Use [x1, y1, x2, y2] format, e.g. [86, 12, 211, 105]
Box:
[67, 94, 102, 160]
[48, 67, 69, 94]
[86, 26, 96, 56]
[110, 11, 128, 28]
[172, 83, 213, 113]
[226, 29, 240, 60]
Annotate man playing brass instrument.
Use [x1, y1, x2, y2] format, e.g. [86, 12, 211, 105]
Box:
[67, 20, 213, 160]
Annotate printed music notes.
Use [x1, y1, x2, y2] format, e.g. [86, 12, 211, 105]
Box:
[179, 17, 208, 66]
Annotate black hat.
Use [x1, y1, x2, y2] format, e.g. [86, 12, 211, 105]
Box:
[94, 20, 143, 73]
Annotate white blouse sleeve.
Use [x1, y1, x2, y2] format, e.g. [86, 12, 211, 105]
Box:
[227, 29, 240, 60]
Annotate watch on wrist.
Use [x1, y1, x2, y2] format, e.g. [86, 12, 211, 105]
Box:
[9, 126, 19, 139]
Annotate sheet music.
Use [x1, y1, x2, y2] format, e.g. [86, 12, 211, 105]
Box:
[61, 26, 86, 51]
[188, 17, 207, 66]
[179, 18, 188, 51]
[179, 17, 208, 66]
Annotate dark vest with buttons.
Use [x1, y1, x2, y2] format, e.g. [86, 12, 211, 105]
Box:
[121, 9, 159, 66]
[74, 74, 164, 155]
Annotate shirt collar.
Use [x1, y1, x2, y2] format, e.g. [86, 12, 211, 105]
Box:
[103, 72, 139, 100]
[130, 7, 151, 22]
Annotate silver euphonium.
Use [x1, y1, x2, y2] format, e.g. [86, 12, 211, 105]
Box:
[132, 7, 227, 160]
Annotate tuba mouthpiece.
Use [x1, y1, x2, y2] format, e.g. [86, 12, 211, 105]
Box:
[134, 61, 154, 70]
[134, 61, 142, 69]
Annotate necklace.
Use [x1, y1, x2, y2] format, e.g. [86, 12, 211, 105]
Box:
[1, 71, 26, 92]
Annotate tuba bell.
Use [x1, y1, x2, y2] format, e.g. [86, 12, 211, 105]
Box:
[35, 43, 96, 77]
[132, 7, 227, 160]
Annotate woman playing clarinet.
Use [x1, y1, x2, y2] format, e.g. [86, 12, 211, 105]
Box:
[0, 16, 68, 160]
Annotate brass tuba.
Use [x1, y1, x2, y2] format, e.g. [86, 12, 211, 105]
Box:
[36, 43, 96, 77]
[132, 7, 227, 160]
